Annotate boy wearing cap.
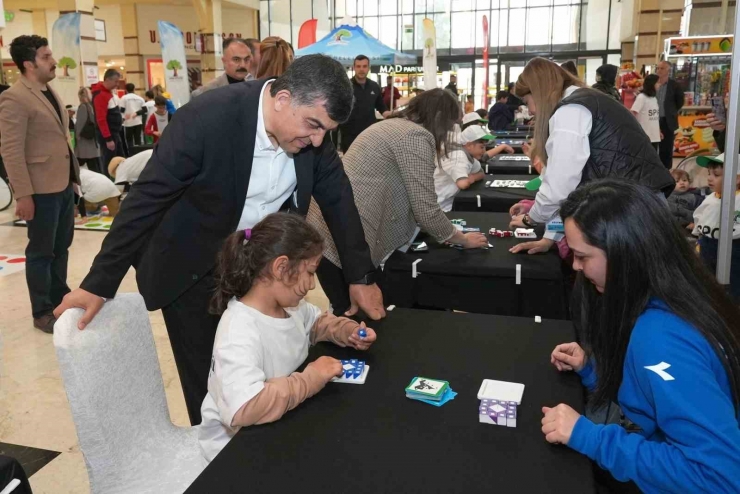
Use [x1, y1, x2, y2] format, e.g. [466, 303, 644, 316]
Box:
[461, 111, 516, 159]
[692, 153, 740, 300]
[434, 126, 492, 212]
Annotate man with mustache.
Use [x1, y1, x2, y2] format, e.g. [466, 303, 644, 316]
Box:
[0, 35, 80, 333]
[56, 54, 386, 425]
[192, 38, 252, 98]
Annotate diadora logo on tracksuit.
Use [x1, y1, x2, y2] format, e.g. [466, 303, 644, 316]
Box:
[645, 361, 675, 381]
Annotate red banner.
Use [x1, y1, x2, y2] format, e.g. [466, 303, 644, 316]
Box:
[298, 19, 318, 49]
[482, 15, 489, 109]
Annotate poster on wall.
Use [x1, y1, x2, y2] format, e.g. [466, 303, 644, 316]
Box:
[85, 65, 98, 87]
[673, 111, 717, 157]
[422, 18, 436, 91]
[51, 13, 81, 108]
[157, 21, 190, 108]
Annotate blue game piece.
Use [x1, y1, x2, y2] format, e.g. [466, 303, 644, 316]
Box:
[359, 329, 367, 338]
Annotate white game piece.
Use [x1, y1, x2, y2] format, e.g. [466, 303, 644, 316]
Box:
[485, 164, 489, 174]
[485, 181, 491, 187]
[386, 304, 396, 311]
[331, 362, 370, 384]
[477, 195, 481, 208]
[514, 228, 537, 239]
[515, 264, 521, 285]
[535, 315, 542, 323]
[477, 379, 525, 404]
[412, 259, 422, 278]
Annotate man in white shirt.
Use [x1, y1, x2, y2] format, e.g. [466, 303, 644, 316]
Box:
[120, 83, 146, 148]
[56, 55, 386, 425]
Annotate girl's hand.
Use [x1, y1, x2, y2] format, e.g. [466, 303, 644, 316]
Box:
[348, 322, 377, 351]
[509, 238, 554, 254]
[550, 342, 586, 372]
[306, 356, 343, 382]
[541, 404, 581, 445]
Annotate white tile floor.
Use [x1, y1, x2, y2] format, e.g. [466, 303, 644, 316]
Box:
[0, 206, 329, 492]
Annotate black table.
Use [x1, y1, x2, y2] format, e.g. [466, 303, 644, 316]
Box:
[383, 212, 569, 319]
[483, 155, 537, 176]
[488, 138, 527, 153]
[186, 309, 594, 494]
[453, 174, 537, 212]
[491, 130, 532, 139]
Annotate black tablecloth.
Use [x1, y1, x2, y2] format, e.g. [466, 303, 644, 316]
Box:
[186, 309, 594, 494]
[383, 212, 569, 319]
[453, 174, 537, 212]
[483, 155, 536, 176]
[491, 130, 532, 139]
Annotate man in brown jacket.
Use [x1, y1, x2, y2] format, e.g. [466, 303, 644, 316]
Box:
[0, 35, 80, 333]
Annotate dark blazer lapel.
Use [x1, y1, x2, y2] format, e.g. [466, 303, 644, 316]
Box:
[232, 81, 260, 226]
[293, 149, 314, 213]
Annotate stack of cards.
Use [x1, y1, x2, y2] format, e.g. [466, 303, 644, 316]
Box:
[405, 377, 456, 406]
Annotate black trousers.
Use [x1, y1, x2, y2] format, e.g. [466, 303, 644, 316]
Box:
[316, 256, 384, 316]
[98, 132, 125, 179]
[161, 272, 221, 425]
[658, 117, 674, 169]
[125, 125, 143, 148]
[25, 184, 74, 319]
[0, 455, 32, 494]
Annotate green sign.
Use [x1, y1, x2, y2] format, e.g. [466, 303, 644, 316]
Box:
[5, 11, 14, 23]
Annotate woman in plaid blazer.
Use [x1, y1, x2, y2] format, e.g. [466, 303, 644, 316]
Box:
[308, 88, 489, 315]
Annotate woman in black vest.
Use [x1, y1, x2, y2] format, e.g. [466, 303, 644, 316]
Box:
[508, 58, 674, 255]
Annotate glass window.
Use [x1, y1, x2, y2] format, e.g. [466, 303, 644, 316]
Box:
[498, 9, 509, 47]
[476, 0, 491, 8]
[475, 11, 488, 49]
[451, 11, 475, 48]
[364, 0, 380, 15]
[429, 0, 448, 12]
[260, 0, 270, 37]
[608, 0, 620, 50]
[335, 0, 346, 17]
[401, 15, 414, 49]
[527, 0, 550, 6]
[488, 9, 499, 48]
[509, 0, 525, 7]
[379, 0, 398, 15]
[434, 12, 451, 49]
[580, 0, 608, 51]
[526, 7, 551, 51]
[584, 57, 602, 85]
[452, 0, 473, 11]
[551, 5, 579, 50]
[379, 15, 399, 48]
[508, 9, 525, 47]
[364, 16, 380, 36]
[415, 0, 428, 13]
[415, 14, 426, 48]
[607, 53, 621, 67]
[402, 0, 415, 14]
[347, 0, 358, 16]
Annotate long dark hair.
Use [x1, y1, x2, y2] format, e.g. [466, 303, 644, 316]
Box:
[560, 179, 740, 410]
[210, 213, 324, 314]
[391, 88, 461, 158]
[642, 74, 659, 98]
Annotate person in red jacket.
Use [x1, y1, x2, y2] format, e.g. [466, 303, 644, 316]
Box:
[145, 96, 172, 143]
[91, 69, 124, 177]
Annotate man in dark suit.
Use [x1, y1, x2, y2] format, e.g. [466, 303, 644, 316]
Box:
[55, 55, 386, 425]
[656, 61, 685, 169]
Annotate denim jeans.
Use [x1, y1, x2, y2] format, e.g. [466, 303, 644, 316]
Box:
[25, 184, 74, 318]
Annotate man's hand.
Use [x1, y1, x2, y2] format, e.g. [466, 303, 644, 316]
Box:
[54, 289, 106, 330]
[706, 113, 726, 132]
[347, 283, 386, 320]
[509, 238, 555, 255]
[153, 131, 161, 137]
[541, 404, 581, 445]
[522, 142, 532, 158]
[15, 196, 35, 221]
[106, 141, 116, 151]
[509, 214, 527, 229]
[509, 202, 531, 217]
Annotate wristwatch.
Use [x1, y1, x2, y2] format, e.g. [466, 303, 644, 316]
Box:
[350, 272, 377, 285]
[522, 214, 539, 228]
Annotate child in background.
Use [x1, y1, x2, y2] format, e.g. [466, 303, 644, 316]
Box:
[630, 74, 661, 153]
[464, 95, 474, 113]
[692, 153, 740, 300]
[487, 91, 515, 132]
[77, 168, 121, 219]
[199, 213, 377, 463]
[435, 126, 491, 212]
[668, 169, 702, 229]
[145, 96, 172, 143]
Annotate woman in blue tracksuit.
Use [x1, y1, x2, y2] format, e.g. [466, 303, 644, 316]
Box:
[542, 179, 740, 493]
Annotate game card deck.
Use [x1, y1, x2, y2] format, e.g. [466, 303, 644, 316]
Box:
[405, 377, 449, 401]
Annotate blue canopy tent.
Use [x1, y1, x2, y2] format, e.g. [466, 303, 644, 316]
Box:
[295, 23, 417, 66]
